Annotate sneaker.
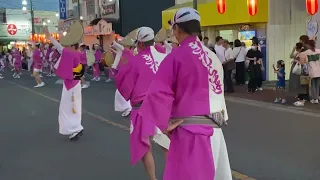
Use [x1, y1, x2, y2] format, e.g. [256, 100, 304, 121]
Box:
[106, 79, 112, 83]
[0, 76, 3, 79]
[34, 82, 45, 88]
[310, 99, 319, 104]
[257, 87, 263, 91]
[274, 98, 281, 103]
[281, 99, 286, 104]
[122, 109, 131, 117]
[95, 77, 101, 81]
[69, 129, 84, 140]
[293, 101, 305, 107]
[14, 75, 20, 79]
[91, 77, 97, 81]
[82, 84, 89, 89]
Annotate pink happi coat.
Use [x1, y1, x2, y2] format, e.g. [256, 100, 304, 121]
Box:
[45, 48, 52, 61]
[137, 36, 224, 180]
[80, 50, 87, 65]
[154, 43, 166, 53]
[12, 49, 22, 68]
[50, 50, 60, 73]
[55, 48, 81, 90]
[93, 50, 102, 77]
[113, 46, 164, 165]
[32, 49, 43, 70]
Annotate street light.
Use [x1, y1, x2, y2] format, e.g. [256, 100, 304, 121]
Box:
[22, 0, 35, 36]
[193, 0, 197, 10]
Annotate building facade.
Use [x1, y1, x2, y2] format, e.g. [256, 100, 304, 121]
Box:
[163, 0, 310, 81]
[80, 0, 175, 36]
[0, 8, 58, 51]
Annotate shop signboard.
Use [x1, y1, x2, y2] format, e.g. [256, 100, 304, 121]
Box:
[100, 0, 119, 21]
[0, 23, 31, 40]
[84, 20, 112, 35]
[59, 0, 67, 19]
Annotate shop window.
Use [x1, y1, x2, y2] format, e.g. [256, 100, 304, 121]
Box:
[0, 10, 6, 23]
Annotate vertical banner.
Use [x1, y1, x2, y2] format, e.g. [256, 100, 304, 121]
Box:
[59, 0, 67, 19]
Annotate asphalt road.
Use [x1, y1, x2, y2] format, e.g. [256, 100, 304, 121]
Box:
[0, 72, 320, 180]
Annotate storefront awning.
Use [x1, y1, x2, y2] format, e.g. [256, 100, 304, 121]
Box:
[162, 0, 268, 29]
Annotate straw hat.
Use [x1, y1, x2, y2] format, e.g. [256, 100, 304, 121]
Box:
[59, 19, 84, 46]
[154, 27, 167, 43]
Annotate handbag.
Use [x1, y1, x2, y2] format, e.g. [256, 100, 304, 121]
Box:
[300, 75, 310, 85]
[225, 47, 241, 71]
[292, 63, 302, 75]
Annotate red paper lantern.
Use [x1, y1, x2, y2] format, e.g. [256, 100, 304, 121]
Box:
[306, 0, 319, 15]
[247, 0, 258, 16]
[217, 0, 226, 14]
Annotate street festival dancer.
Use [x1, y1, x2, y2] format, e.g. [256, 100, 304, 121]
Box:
[137, 8, 232, 180]
[12, 45, 22, 79]
[111, 38, 134, 117]
[110, 27, 170, 180]
[44, 19, 84, 141]
[32, 43, 45, 88]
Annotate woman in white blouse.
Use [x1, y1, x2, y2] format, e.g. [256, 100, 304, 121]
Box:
[233, 39, 247, 85]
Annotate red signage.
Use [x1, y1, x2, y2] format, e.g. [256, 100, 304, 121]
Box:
[7, 24, 17, 35]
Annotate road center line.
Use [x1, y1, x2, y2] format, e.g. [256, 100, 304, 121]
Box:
[7, 80, 255, 180]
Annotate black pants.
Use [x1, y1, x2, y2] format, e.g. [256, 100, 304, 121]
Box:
[224, 68, 234, 93]
[256, 76, 262, 88]
[236, 62, 245, 85]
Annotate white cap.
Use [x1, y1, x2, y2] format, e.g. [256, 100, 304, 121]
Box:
[171, 7, 200, 26]
[136, 27, 155, 42]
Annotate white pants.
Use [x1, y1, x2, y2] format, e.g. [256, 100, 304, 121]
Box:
[211, 128, 233, 180]
[114, 89, 132, 112]
[27, 58, 33, 71]
[58, 81, 84, 135]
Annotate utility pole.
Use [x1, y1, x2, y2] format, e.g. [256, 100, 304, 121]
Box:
[193, 0, 197, 10]
[77, 0, 81, 19]
[30, 0, 35, 35]
[22, 0, 35, 36]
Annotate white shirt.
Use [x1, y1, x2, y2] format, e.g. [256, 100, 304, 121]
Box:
[224, 48, 233, 62]
[233, 47, 247, 62]
[215, 44, 226, 63]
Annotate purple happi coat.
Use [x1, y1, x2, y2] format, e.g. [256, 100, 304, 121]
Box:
[80, 50, 87, 65]
[113, 46, 165, 165]
[55, 48, 81, 90]
[137, 36, 226, 180]
[45, 48, 52, 60]
[12, 49, 22, 68]
[33, 49, 43, 69]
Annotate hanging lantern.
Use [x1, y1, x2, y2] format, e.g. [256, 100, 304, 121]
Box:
[217, 0, 226, 14]
[306, 0, 319, 15]
[247, 0, 258, 16]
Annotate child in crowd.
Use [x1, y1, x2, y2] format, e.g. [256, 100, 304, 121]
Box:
[273, 60, 286, 103]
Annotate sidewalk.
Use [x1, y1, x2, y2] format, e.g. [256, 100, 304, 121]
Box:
[227, 83, 320, 111]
